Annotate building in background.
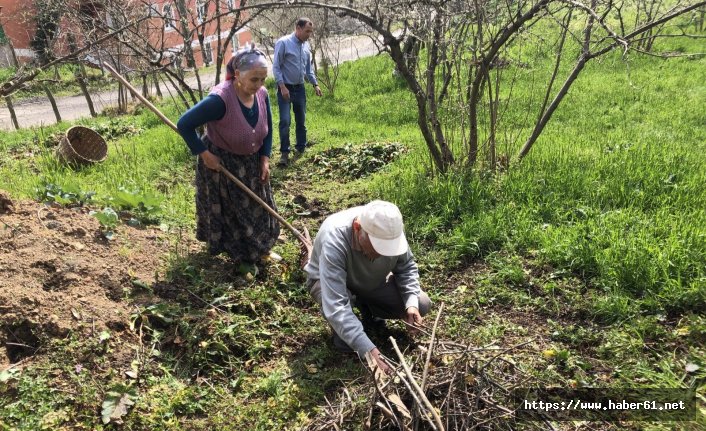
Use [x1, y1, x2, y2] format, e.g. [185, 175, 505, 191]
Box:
[0, 1, 252, 68]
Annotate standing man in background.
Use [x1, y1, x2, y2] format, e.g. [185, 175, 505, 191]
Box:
[273, 17, 323, 167]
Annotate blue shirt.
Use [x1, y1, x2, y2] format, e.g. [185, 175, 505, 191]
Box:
[176, 93, 273, 157]
[272, 33, 318, 86]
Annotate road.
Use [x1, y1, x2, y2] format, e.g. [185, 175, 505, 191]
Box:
[0, 33, 383, 131]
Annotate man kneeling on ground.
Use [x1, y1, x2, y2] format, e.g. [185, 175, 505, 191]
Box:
[304, 200, 431, 373]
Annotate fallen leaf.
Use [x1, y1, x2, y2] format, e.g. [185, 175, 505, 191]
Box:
[0, 368, 20, 383]
[685, 363, 700, 373]
[99, 331, 111, 342]
[675, 327, 690, 336]
[387, 393, 412, 420]
[125, 370, 138, 379]
[70, 308, 81, 320]
[268, 252, 282, 262]
[305, 364, 318, 374]
[543, 349, 557, 360]
[364, 351, 388, 382]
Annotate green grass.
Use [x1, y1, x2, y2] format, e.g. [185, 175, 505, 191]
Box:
[1, 22, 705, 429]
[378, 39, 706, 323]
[0, 105, 195, 227]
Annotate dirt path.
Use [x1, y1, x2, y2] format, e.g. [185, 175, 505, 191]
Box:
[0, 34, 384, 131]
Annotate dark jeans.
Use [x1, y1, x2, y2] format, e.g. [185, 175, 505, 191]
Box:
[277, 84, 307, 154]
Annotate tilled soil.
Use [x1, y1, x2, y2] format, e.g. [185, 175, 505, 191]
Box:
[0, 192, 180, 367]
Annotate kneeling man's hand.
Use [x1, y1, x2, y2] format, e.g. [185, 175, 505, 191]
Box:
[404, 306, 423, 334]
[370, 347, 392, 375]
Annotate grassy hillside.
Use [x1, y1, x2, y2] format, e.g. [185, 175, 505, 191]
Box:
[0, 31, 704, 429]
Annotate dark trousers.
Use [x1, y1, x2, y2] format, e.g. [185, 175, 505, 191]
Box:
[309, 275, 431, 319]
[277, 84, 307, 154]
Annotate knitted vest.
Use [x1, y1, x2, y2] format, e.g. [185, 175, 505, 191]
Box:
[205, 82, 268, 155]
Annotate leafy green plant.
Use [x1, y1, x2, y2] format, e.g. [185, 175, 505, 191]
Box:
[0, 367, 20, 392]
[35, 183, 95, 206]
[101, 383, 137, 424]
[130, 303, 178, 331]
[91, 118, 144, 140]
[90, 207, 119, 239]
[107, 187, 163, 224]
[312, 142, 405, 180]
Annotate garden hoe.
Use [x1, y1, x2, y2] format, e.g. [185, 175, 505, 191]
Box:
[103, 64, 313, 264]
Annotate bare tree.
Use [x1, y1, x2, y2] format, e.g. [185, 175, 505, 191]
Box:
[4, 0, 701, 159]
[310, 8, 353, 96]
[213, 0, 265, 86]
[248, 0, 706, 174]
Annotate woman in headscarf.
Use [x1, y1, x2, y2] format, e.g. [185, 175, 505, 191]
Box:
[177, 45, 279, 273]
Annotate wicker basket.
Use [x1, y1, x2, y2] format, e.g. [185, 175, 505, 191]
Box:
[56, 126, 108, 165]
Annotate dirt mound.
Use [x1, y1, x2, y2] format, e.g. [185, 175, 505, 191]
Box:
[0, 196, 178, 367]
[0, 191, 13, 214]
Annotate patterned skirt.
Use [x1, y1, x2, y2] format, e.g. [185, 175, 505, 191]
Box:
[195, 137, 280, 263]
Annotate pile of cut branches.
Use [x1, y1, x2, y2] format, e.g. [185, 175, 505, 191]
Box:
[304, 304, 547, 431]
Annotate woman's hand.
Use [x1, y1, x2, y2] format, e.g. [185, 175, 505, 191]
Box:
[200, 150, 221, 171]
[259, 156, 270, 183]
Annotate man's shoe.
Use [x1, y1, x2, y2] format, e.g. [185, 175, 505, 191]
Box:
[293, 148, 305, 159]
[277, 152, 289, 167]
[331, 333, 354, 354]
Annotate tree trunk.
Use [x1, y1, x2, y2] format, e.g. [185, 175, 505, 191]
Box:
[163, 72, 190, 109]
[518, 0, 596, 160]
[118, 82, 124, 112]
[142, 75, 149, 98]
[4, 96, 19, 129]
[42, 83, 62, 123]
[153, 72, 162, 97]
[387, 39, 448, 172]
[175, 0, 202, 99]
[67, 33, 96, 117]
[77, 74, 97, 117]
[467, 0, 551, 166]
[215, 0, 223, 86]
[128, 74, 136, 103]
[6, 37, 20, 68]
[5, 96, 20, 130]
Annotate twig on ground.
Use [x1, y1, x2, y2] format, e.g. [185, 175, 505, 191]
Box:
[390, 336, 446, 431]
[303, 317, 534, 430]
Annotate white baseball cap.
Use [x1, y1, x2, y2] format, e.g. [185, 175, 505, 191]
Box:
[359, 200, 408, 256]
